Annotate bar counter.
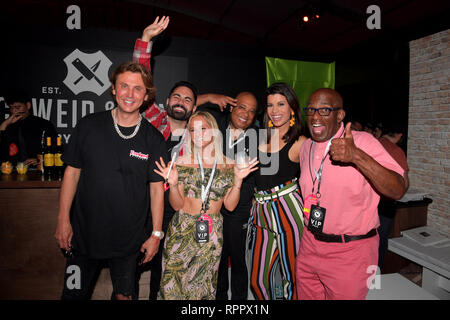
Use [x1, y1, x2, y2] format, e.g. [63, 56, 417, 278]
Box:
[0, 171, 64, 299]
[0, 171, 62, 188]
[0, 171, 144, 299]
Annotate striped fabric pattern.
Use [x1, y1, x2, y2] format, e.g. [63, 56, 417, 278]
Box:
[249, 180, 304, 300]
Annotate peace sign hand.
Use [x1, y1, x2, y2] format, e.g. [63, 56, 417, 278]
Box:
[154, 157, 178, 186]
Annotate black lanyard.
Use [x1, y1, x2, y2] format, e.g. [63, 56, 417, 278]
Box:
[165, 128, 187, 184]
[308, 139, 332, 203]
[308, 130, 344, 203]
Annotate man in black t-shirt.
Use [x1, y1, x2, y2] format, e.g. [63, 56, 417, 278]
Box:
[0, 90, 56, 166]
[54, 61, 168, 300]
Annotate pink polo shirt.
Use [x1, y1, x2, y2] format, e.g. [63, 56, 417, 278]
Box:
[299, 123, 404, 236]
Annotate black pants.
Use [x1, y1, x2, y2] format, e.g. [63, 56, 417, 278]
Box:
[61, 251, 139, 300]
[216, 213, 249, 300]
[378, 199, 396, 269]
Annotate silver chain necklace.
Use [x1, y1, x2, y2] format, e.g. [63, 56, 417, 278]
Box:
[112, 108, 142, 140]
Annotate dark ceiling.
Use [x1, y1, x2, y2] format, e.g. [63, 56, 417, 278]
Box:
[3, 0, 450, 59]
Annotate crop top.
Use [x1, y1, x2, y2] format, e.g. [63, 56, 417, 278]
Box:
[177, 165, 234, 201]
[254, 140, 300, 191]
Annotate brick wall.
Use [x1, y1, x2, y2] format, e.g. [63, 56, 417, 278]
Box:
[408, 29, 449, 236]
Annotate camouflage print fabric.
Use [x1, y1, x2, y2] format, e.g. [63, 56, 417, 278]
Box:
[158, 210, 223, 300]
[177, 165, 234, 209]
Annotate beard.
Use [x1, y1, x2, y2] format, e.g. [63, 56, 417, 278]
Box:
[165, 103, 193, 121]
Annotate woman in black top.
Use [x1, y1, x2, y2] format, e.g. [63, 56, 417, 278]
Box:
[248, 82, 306, 300]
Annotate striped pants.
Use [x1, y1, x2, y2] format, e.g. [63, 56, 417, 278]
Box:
[247, 180, 304, 300]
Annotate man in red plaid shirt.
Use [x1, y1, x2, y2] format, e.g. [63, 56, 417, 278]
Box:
[133, 16, 238, 300]
[132, 16, 237, 141]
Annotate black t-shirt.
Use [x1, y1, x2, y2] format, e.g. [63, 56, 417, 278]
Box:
[255, 139, 300, 191]
[62, 111, 168, 259]
[160, 132, 183, 223]
[221, 122, 258, 218]
[0, 115, 56, 165]
[165, 132, 184, 155]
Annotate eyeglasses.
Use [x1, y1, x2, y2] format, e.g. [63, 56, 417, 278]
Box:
[303, 107, 342, 116]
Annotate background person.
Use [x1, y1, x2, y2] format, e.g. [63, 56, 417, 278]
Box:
[373, 122, 384, 139]
[0, 89, 56, 166]
[377, 122, 409, 269]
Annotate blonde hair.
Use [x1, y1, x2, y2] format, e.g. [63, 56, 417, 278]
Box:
[185, 111, 227, 166]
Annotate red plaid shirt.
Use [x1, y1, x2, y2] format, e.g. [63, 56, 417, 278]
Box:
[133, 39, 171, 141]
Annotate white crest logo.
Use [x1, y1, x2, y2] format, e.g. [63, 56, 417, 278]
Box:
[63, 49, 112, 96]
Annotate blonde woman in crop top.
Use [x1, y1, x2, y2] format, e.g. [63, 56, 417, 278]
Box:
[154, 111, 258, 300]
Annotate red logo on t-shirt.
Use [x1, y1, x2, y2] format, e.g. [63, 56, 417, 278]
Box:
[9, 143, 18, 157]
[129, 150, 149, 160]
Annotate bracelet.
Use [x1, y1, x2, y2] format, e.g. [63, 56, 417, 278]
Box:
[169, 182, 178, 187]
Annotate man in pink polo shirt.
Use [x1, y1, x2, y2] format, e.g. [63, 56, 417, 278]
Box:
[296, 88, 407, 300]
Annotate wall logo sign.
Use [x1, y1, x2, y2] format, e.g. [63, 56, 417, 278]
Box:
[63, 49, 112, 96]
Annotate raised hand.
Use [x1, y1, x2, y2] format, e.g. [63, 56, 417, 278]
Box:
[234, 157, 259, 180]
[205, 94, 237, 111]
[0, 112, 24, 131]
[141, 16, 170, 42]
[329, 122, 357, 163]
[154, 157, 178, 186]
